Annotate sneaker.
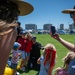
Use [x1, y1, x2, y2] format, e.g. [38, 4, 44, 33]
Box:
[16, 72, 20, 75]
[20, 67, 25, 71]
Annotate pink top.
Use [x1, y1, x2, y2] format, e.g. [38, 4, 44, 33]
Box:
[56, 68, 70, 75]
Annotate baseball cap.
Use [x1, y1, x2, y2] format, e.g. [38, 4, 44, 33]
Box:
[13, 42, 21, 49]
[20, 30, 27, 34]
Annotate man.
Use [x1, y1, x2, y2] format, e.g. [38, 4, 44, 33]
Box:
[51, 6, 75, 75]
[0, 0, 34, 75]
[27, 36, 43, 70]
[16, 22, 23, 41]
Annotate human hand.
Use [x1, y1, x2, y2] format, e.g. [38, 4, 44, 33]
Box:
[51, 33, 60, 41]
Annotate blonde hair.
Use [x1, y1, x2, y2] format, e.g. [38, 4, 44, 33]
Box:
[63, 52, 75, 67]
[26, 32, 32, 41]
[0, 21, 17, 35]
[44, 43, 56, 50]
[43, 43, 56, 56]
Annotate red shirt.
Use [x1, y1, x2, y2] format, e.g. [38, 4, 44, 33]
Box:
[25, 39, 33, 52]
[17, 38, 27, 51]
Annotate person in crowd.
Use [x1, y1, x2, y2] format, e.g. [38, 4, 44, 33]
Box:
[16, 22, 23, 41]
[0, 0, 34, 74]
[17, 30, 27, 71]
[51, 5, 75, 75]
[17, 22, 23, 36]
[37, 43, 57, 75]
[54, 52, 75, 75]
[11, 42, 21, 75]
[27, 36, 43, 70]
[24, 32, 33, 69]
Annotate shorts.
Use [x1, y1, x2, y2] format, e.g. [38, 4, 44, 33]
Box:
[25, 52, 30, 57]
[11, 63, 17, 69]
[18, 50, 25, 59]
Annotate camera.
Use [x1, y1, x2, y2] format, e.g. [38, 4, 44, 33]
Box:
[50, 26, 56, 35]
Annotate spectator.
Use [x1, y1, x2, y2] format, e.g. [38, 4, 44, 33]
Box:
[17, 22, 23, 36]
[37, 43, 57, 75]
[17, 30, 27, 71]
[54, 52, 75, 75]
[0, 0, 33, 74]
[24, 32, 33, 69]
[16, 22, 23, 41]
[27, 36, 43, 70]
[51, 5, 75, 75]
[10, 42, 21, 75]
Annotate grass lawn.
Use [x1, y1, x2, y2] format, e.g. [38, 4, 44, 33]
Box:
[19, 34, 75, 75]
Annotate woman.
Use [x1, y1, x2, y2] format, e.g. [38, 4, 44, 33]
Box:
[51, 5, 75, 75]
[0, 0, 34, 75]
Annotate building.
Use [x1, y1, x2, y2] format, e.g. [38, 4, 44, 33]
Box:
[43, 24, 52, 30]
[69, 23, 75, 31]
[25, 24, 37, 33]
[42, 24, 52, 34]
[60, 24, 64, 30]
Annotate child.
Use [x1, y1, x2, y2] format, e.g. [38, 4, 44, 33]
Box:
[10, 42, 21, 75]
[54, 52, 75, 75]
[24, 32, 33, 67]
[37, 43, 57, 75]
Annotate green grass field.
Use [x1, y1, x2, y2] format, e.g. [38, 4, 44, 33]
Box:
[20, 34, 75, 75]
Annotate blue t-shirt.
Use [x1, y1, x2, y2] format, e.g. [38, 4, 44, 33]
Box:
[39, 55, 50, 75]
[68, 59, 75, 75]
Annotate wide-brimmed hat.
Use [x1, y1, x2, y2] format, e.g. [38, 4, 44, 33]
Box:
[8, 0, 34, 16]
[62, 6, 75, 14]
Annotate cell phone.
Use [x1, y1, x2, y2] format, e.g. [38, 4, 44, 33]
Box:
[50, 26, 56, 35]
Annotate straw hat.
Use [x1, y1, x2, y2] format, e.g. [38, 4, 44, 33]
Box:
[8, 0, 34, 16]
[62, 6, 75, 14]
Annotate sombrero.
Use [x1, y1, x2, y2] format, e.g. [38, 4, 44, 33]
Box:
[62, 6, 75, 14]
[8, 0, 34, 16]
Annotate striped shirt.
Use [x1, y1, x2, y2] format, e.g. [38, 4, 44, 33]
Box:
[11, 50, 19, 64]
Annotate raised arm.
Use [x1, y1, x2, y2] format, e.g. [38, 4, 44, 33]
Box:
[52, 33, 75, 52]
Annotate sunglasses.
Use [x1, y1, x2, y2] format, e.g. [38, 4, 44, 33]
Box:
[70, 12, 75, 18]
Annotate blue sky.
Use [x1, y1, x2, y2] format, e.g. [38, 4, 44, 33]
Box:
[18, 0, 75, 29]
